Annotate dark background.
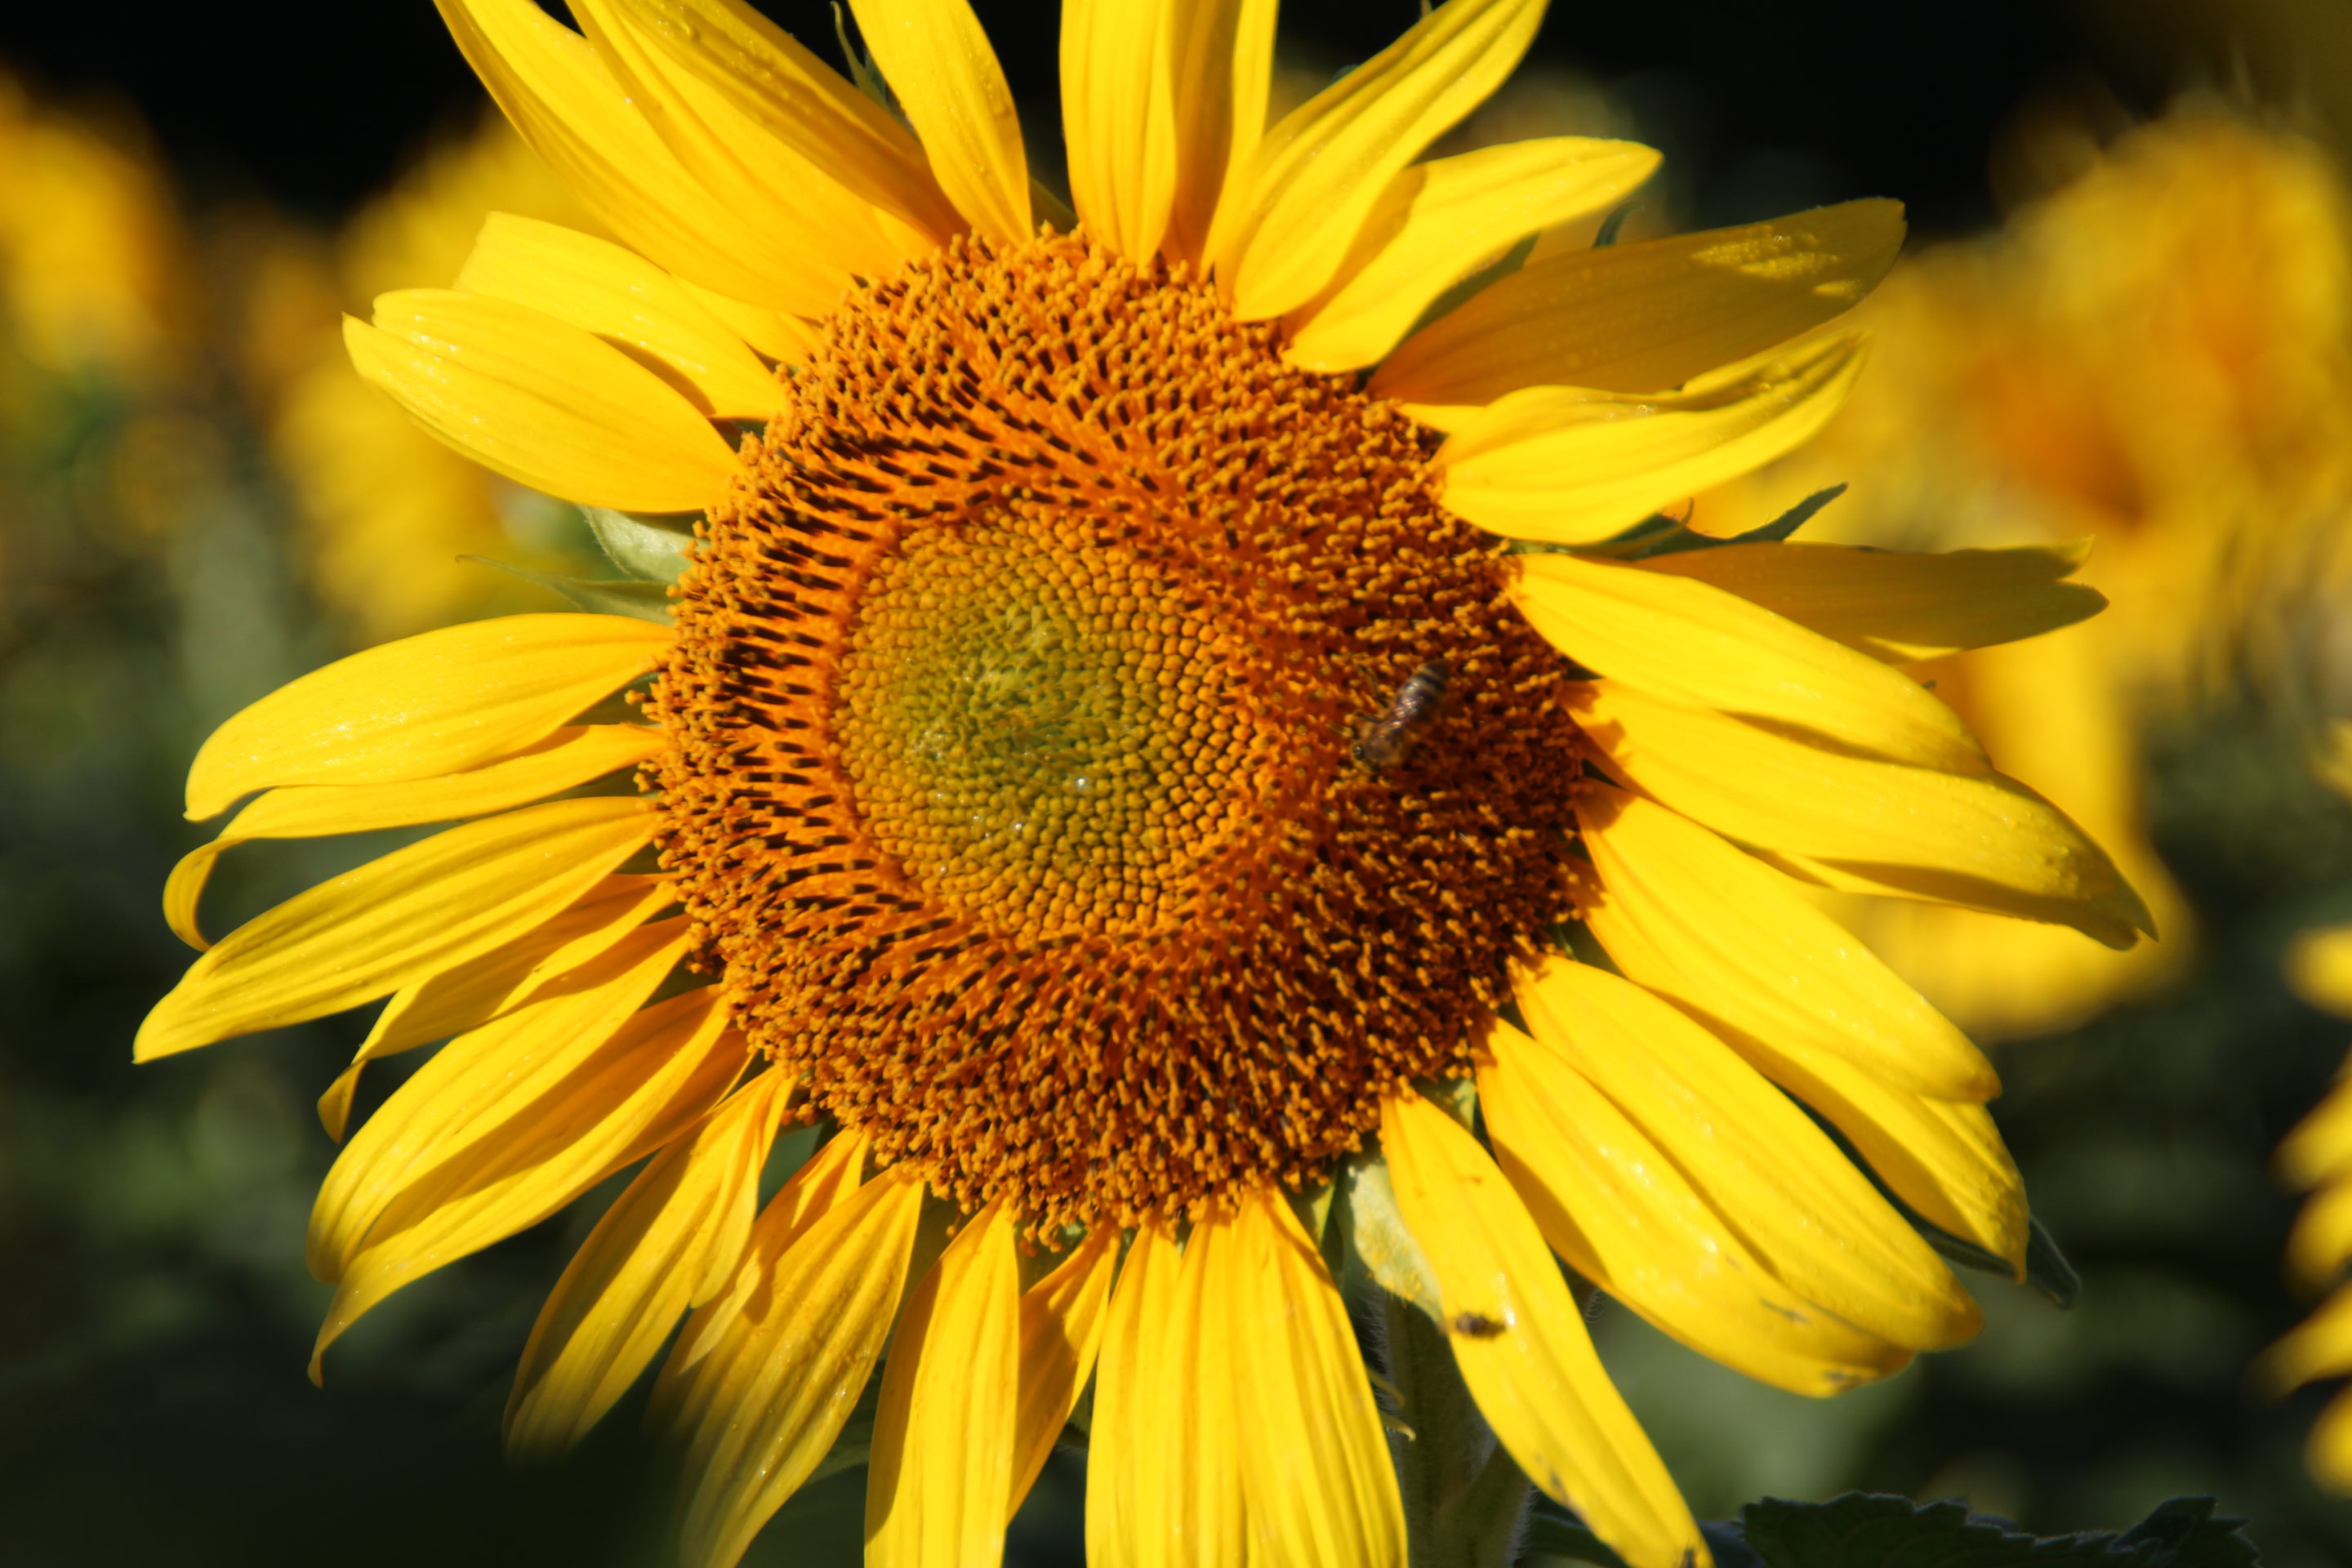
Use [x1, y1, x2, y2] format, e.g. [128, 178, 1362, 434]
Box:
[4, 3, 2349, 1566]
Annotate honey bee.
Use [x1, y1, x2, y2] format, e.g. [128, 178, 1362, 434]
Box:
[1352, 659, 1451, 772]
[1449, 1310, 1507, 1339]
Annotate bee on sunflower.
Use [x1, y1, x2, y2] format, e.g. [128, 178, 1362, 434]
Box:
[139, 2, 2151, 1565]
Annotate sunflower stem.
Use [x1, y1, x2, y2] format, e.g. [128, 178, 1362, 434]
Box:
[1381, 1290, 1533, 1568]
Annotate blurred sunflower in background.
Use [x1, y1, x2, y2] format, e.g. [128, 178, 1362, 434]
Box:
[136, 1, 2157, 1565]
[1690, 101, 2352, 1042]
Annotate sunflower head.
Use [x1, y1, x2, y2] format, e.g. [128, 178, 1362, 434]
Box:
[136, 2, 2157, 1566]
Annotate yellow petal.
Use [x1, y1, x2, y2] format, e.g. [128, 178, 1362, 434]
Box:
[1164, 0, 1277, 265]
[2261, 1285, 2352, 1394]
[1374, 198, 1905, 418]
[568, 0, 933, 285]
[1229, 1186, 1405, 1568]
[1573, 784, 1989, 1098]
[186, 612, 670, 820]
[679, 279, 822, 364]
[1207, 0, 1545, 319]
[1572, 681, 2154, 947]
[2291, 1181, 2352, 1297]
[1086, 1215, 1244, 1568]
[1575, 786, 2021, 1260]
[588, 0, 960, 241]
[1516, 955, 1980, 1350]
[1379, 1091, 1706, 1568]
[505, 1070, 794, 1457]
[662, 1164, 924, 1568]
[1284, 137, 1661, 372]
[1513, 540, 1984, 773]
[867, 1197, 1022, 1568]
[313, 976, 736, 1372]
[137, 796, 655, 1062]
[2281, 1067, 2352, 1191]
[169, 724, 658, 950]
[1438, 332, 1867, 539]
[2292, 924, 2352, 1018]
[1477, 1018, 1913, 1395]
[318, 874, 676, 1142]
[305, 918, 691, 1281]
[352, 291, 737, 512]
[848, 0, 1031, 247]
[1010, 1227, 1117, 1517]
[456, 213, 783, 416]
[434, 0, 863, 311]
[1061, 0, 1175, 260]
[2309, 1383, 2352, 1494]
[1639, 539, 2107, 664]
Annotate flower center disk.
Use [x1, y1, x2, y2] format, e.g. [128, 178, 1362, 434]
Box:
[654, 232, 1584, 1227]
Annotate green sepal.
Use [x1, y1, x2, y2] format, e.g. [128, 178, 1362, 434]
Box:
[1343, 1152, 1445, 1325]
[464, 555, 674, 624]
[1592, 202, 1642, 247]
[582, 506, 696, 584]
[1562, 483, 1851, 564]
[1520, 1501, 1633, 1566]
[832, 2, 902, 118]
[1918, 1213, 2082, 1308]
[1735, 1492, 2256, 1568]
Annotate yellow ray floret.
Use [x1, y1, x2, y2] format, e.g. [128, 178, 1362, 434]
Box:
[185, 613, 670, 819]
[1374, 198, 1904, 424]
[1283, 136, 1661, 372]
[1380, 1090, 1705, 1568]
[1009, 1228, 1118, 1515]
[1437, 332, 1868, 541]
[1160, 0, 1277, 264]
[1059, 0, 1178, 261]
[349, 291, 737, 512]
[867, 1197, 1022, 1568]
[1477, 1017, 1913, 1395]
[849, 0, 1032, 247]
[1208, 0, 1544, 320]
[1641, 538, 2106, 663]
[505, 1070, 794, 1458]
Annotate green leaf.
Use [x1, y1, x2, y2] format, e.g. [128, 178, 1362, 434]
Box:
[1520, 1504, 1632, 1567]
[462, 556, 673, 624]
[581, 506, 696, 584]
[1735, 1492, 2258, 1568]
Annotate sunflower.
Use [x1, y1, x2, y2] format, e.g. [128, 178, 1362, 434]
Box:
[138, 1, 2152, 1564]
[1686, 101, 2352, 1040]
[2265, 724, 2352, 1490]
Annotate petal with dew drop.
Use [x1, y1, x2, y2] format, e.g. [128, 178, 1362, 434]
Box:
[457, 213, 782, 416]
[1284, 137, 1661, 372]
[849, 0, 1031, 247]
[1379, 1091, 1705, 1568]
[305, 917, 690, 1284]
[1061, 0, 1176, 261]
[590, 0, 958, 240]
[318, 874, 675, 1141]
[1009, 1227, 1116, 1518]
[1513, 541, 1983, 774]
[434, 0, 863, 312]
[1573, 786, 2024, 1262]
[1086, 1215, 1245, 1568]
[1639, 538, 2105, 665]
[1570, 680, 2154, 947]
[313, 979, 737, 1374]
[1515, 955, 1979, 1350]
[169, 724, 659, 950]
[186, 612, 669, 821]
[1477, 1017, 1913, 1396]
[1208, 0, 1545, 320]
[1438, 332, 1867, 539]
[351, 292, 737, 513]
[660, 1163, 923, 1568]
[1229, 1186, 1405, 1568]
[1164, 0, 1276, 265]
[1374, 198, 1904, 421]
[504, 1069, 795, 1457]
[867, 1198, 1022, 1568]
[138, 796, 654, 1062]
[568, 0, 930, 283]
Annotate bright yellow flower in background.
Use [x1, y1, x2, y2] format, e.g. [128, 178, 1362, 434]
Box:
[1690, 103, 2352, 1040]
[138, 2, 2153, 1565]
[247, 114, 610, 641]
